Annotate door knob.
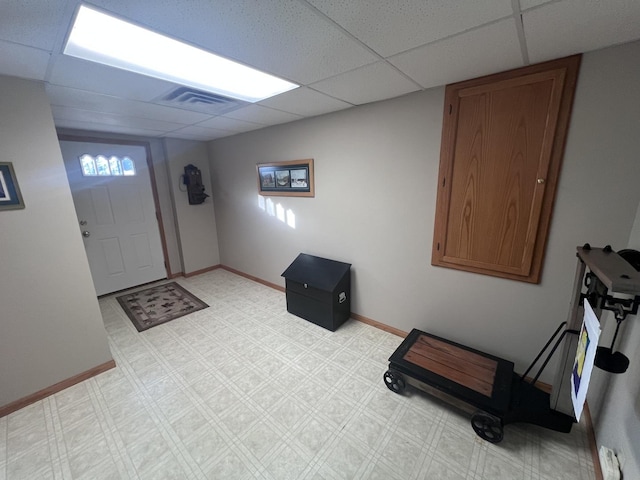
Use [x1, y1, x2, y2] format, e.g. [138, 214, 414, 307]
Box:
[82, 231, 91, 238]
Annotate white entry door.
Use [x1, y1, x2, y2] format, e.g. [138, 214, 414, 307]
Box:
[60, 141, 166, 296]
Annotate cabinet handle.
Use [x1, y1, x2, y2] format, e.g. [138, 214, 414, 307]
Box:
[537, 178, 545, 184]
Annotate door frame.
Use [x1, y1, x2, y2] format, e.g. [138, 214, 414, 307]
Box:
[58, 133, 173, 279]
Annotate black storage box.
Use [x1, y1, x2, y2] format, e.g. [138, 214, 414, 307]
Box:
[281, 253, 351, 331]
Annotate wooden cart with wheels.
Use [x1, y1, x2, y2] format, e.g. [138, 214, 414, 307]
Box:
[385, 328, 515, 443]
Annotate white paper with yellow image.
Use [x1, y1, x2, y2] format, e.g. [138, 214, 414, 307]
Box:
[571, 300, 601, 421]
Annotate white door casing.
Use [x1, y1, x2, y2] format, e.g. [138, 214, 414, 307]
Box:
[60, 141, 166, 296]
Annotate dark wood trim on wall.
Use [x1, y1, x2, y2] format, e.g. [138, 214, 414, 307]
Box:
[349, 312, 407, 338]
[184, 265, 221, 278]
[221, 265, 286, 292]
[57, 134, 173, 278]
[144, 141, 173, 278]
[0, 360, 116, 418]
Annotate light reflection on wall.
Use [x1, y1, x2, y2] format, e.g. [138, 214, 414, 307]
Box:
[266, 198, 275, 217]
[257, 194, 296, 229]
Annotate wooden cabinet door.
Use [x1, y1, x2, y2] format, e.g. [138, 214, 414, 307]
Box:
[432, 56, 580, 283]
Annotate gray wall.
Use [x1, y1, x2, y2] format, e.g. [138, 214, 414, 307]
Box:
[0, 76, 113, 407]
[209, 40, 640, 385]
[164, 138, 220, 274]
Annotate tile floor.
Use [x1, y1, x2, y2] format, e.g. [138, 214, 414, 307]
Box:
[0, 269, 597, 480]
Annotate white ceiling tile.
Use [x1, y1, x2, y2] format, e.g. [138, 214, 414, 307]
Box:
[45, 85, 212, 124]
[50, 105, 187, 133]
[2, 0, 638, 142]
[89, 0, 378, 85]
[258, 87, 352, 116]
[306, 0, 513, 57]
[0, 41, 50, 81]
[224, 105, 303, 126]
[389, 19, 524, 89]
[519, 0, 553, 10]
[523, 0, 640, 63]
[310, 62, 420, 105]
[48, 55, 178, 102]
[195, 117, 263, 133]
[0, 0, 68, 50]
[52, 119, 166, 138]
[168, 126, 231, 141]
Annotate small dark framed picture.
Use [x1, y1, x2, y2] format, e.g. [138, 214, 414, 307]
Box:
[257, 159, 314, 197]
[0, 162, 25, 210]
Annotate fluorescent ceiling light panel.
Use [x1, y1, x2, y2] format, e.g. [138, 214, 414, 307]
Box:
[64, 5, 298, 102]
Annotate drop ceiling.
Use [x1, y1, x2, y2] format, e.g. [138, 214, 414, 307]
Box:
[1, 0, 640, 141]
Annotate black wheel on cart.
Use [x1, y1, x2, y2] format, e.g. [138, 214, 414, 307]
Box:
[471, 411, 504, 444]
[383, 370, 406, 394]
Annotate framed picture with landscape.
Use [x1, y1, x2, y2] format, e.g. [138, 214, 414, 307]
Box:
[257, 158, 314, 197]
[0, 162, 25, 211]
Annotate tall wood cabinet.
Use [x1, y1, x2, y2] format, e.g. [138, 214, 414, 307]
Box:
[432, 55, 581, 283]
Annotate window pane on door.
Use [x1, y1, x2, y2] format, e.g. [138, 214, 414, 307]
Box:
[96, 155, 111, 176]
[109, 156, 123, 175]
[122, 157, 136, 176]
[80, 154, 97, 176]
[79, 154, 136, 177]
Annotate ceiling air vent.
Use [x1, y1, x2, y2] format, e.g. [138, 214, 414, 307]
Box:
[155, 87, 249, 115]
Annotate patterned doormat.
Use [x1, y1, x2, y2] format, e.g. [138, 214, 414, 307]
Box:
[116, 282, 208, 332]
